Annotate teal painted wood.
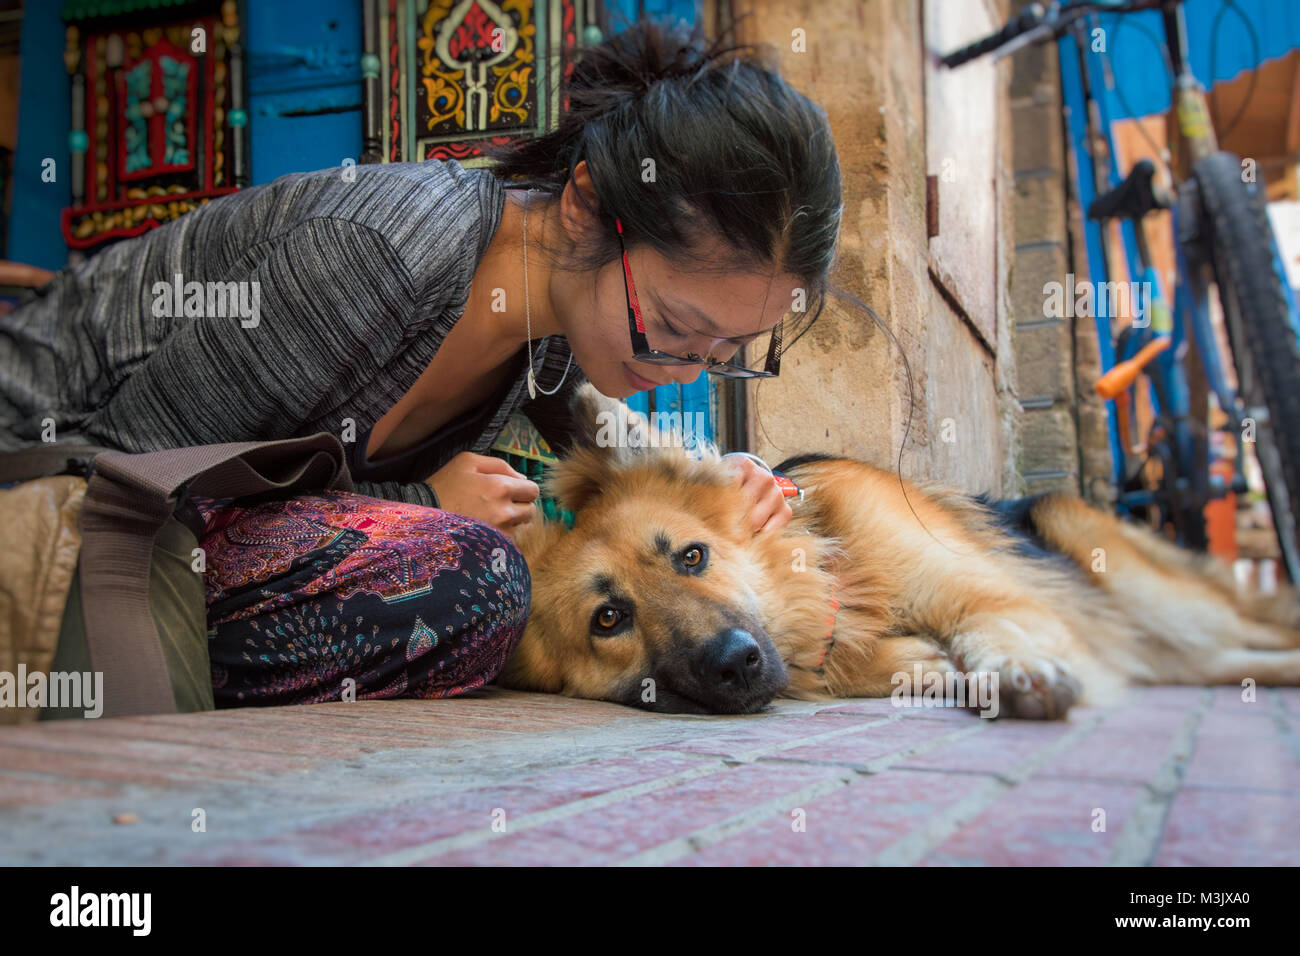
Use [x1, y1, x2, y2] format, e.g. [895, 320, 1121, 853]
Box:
[499, 452, 576, 528]
[245, 0, 363, 185]
[9, 2, 72, 268]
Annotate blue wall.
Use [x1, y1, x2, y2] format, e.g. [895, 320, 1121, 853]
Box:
[9, 1, 71, 269]
[1093, 0, 1299, 123]
[245, 0, 363, 184]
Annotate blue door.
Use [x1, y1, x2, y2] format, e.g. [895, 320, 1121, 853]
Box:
[245, 0, 364, 185]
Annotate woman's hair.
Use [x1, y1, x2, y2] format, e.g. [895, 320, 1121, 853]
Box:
[482, 17, 844, 352]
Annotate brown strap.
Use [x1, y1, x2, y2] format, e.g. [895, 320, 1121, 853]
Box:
[0, 443, 107, 484]
[74, 434, 353, 717]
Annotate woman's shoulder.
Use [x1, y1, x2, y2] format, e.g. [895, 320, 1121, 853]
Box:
[302, 159, 507, 283]
[197, 159, 504, 298]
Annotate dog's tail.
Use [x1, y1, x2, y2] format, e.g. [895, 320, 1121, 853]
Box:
[1023, 493, 1300, 668]
[773, 452, 842, 474]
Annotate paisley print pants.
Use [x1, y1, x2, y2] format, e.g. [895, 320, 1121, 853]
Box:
[190, 490, 531, 708]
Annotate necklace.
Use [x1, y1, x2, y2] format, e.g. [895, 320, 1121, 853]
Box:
[523, 188, 573, 399]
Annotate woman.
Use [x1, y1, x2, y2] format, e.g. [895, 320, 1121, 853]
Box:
[0, 20, 843, 707]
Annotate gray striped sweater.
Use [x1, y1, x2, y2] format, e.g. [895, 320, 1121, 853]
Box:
[0, 159, 583, 506]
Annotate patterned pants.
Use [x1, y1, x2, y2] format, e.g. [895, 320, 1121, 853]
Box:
[190, 490, 531, 708]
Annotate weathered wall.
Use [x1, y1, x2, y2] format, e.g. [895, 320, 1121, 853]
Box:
[1008, 26, 1080, 497]
[731, 0, 1021, 496]
[1005, 0, 1111, 503]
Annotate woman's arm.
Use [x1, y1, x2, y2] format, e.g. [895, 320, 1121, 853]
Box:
[352, 477, 439, 508]
[0, 260, 55, 288]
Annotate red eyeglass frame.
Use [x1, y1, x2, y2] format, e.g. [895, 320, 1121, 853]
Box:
[616, 218, 782, 379]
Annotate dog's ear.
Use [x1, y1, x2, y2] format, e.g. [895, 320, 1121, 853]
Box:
[542, 382, 684, 514]
[566, 382, 635, 451]
[513, 512, 569, 565]
[543, 443, 616, 515]
[566, 381, 684, 451]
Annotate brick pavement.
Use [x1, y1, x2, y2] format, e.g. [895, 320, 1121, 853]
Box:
[1, 684, 1297, 865]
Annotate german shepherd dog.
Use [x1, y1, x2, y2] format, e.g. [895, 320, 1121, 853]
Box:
[502, 385, 1300, 718]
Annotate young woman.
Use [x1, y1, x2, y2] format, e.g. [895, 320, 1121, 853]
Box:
[0, 20, 843, 708]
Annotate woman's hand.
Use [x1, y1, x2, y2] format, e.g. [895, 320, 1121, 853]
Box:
[723, 456, 793, 536]
[427, 451, 541, 540]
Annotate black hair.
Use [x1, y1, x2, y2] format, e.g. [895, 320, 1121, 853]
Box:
[481, 16, 844, 353]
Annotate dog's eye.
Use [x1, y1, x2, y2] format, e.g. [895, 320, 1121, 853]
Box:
[594, 606, 624, 630]
[677, 543, 708, 574]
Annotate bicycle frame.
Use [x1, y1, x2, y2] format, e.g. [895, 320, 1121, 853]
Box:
[947, 0, 1300, 567]
[1063, 0, 1290, 546]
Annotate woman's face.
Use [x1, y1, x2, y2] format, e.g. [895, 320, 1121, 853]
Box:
[550, 236, 802, 400]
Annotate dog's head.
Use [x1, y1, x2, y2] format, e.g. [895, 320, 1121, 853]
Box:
[503, 384, 796, 714]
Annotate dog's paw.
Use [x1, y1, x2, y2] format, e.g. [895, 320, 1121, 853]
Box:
[977, 655, 1081, 720]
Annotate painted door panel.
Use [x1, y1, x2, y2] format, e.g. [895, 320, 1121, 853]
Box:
[245, 0, 362, 184]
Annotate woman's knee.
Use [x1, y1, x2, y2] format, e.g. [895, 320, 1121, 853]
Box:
[396, 516, 531, 695]
[457, 517, 531, 639]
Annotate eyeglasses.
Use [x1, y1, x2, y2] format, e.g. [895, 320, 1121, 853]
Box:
[616, 218, 782, 379]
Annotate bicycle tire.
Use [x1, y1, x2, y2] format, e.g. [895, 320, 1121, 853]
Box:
[1192, 150, 1300, 582]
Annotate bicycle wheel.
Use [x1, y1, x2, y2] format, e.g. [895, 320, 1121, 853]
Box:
[1193, 150, 1300, 582]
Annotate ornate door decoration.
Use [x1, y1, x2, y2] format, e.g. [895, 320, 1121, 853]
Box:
[361, 0, 597, 167]
[60, 0, 250, 250]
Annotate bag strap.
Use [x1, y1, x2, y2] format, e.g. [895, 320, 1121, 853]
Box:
[73, 433, 354, 718]
[0, 443, 107, 483]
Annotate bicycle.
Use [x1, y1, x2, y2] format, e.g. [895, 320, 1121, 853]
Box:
[941, 0, 1300, 583]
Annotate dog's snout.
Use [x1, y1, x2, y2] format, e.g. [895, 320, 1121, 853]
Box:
[698, 628, 764, 693]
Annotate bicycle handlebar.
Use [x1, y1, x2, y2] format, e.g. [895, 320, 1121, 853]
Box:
[940, 4, 1049, 68]
[939, 0, 1165, 69]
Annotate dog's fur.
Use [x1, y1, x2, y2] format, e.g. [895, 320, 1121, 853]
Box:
[501, 385, 1300, 718]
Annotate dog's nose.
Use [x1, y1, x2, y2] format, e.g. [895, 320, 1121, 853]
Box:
[697, 628, 764, 693]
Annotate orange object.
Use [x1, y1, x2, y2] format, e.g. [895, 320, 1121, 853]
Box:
[1115, 390, 1135, 454]
[1095, 337, 1172, 401]
[815, 597, 840, 669]
[1205, 459, 1238, 562]
[773, 474, 800, 498]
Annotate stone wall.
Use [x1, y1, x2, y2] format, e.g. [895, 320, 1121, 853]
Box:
[1005, 2, 1113, 503]
[1007, 22, 1080, 496]
[1004, 2, 1114, 502]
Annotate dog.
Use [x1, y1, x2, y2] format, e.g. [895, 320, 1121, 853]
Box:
[502, 384, 1300, 718]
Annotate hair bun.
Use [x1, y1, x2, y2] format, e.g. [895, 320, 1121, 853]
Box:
[568, 19, 743, 110]
[482, 15, 842, 331]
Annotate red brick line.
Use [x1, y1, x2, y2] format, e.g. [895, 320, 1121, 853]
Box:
[618, 720, 992, 866]
[1104, 687, 1209, 865]
[1151, 686, 1300, 865]
[867, 712, 1110, 865]
[356, 713, 986, 866]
